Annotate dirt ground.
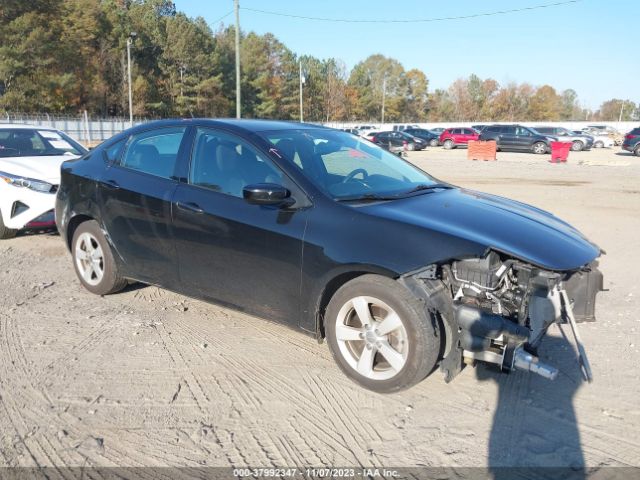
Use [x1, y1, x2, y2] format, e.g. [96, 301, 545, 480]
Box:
[1, 146, 639, 473]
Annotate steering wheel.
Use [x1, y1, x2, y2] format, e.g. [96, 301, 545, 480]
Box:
[342, 168, 369, 184]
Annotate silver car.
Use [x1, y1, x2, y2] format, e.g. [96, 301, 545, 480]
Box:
[534, 126, 593, 151]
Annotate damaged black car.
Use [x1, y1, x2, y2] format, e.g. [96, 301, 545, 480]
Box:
[55, 119, 603, 393]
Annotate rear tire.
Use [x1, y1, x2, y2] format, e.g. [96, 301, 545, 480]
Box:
[325, 274, 441, 393]
[635, 145, 640, 157]
[443, 139, 454, 150]
[0, 210, 18, 240]
[429, 138, 439, 147]
[571, 140, 584, 152]
[71, 220, 127, 295]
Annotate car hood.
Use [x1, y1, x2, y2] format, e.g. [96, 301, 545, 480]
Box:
[0, 155, 74, 183]
[362, 188, 600, 271]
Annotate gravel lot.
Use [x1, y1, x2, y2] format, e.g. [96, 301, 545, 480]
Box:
[1, 146, 639, 472]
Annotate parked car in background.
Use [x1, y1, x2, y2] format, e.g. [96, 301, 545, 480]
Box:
[472, 125, 488, 132]
[573, 130, 614, 148]
[371, 131, 426, 151]
[622, 127, 640, 156]
[392, 124, 420, 131]
[582, 126, 623, 145]
[439, 128, 480, 149]
[0, 125, 87, 239]
[430, 127, 446, 134]
[56, 119, 603, 392]
[534, 126, 593, 151]
[479, 125, 555, 154]
[404, 127, 440, 147]
[341, 128, 360, 135]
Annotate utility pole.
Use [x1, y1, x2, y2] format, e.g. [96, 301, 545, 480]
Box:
[381, 76, 386, 124]
[234, 0, 241, 118]
[618, 101, 625, 122]
[126, 34, 135, 128]
[299, 60, 304, 122]
[179, 64, 186, 98]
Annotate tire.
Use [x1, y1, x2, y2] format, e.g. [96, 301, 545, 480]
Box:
[407, 143, 415, 151]
[429, 139, 439, 147]
[594, 141, 604, 148]
[324, 274, 441, 393]
[571, 140, 584, 152]
[532, 141, 547, 154]
[443, 139, 454, 150]
[635, 145, 640, 157]
[71, 220, 127, 295]
[0, 209, 18, 240]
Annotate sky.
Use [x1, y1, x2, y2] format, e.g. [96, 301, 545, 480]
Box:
[172, 0, 639, 110]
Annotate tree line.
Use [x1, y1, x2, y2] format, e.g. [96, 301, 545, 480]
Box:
[1, 0, 637, 122]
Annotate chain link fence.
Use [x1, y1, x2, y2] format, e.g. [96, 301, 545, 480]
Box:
[1, 111, 152, 145]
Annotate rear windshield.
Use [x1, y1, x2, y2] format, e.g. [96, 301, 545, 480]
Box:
[0, 128, 87, 157]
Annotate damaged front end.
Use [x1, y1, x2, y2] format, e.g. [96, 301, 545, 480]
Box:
[401, 251, 603, 383]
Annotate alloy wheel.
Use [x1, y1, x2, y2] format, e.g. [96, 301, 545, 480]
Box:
[334, 296, 409, 381]
[75, 232, 105, 286]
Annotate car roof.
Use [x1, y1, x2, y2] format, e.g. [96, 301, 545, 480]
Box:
[0, 123, 58, 131]
[124, 118, 329, 137]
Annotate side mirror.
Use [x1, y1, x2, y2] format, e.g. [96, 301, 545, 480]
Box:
[243, 183, 293, 207]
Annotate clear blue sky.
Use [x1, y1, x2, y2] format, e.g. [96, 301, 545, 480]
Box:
[172, 0, 638, 110]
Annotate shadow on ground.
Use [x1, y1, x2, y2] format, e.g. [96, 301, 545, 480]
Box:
[477, 332, 586, 479]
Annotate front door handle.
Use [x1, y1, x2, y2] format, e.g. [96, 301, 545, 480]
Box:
[176, 201, 204, 214]
[101, 179, 120, 190]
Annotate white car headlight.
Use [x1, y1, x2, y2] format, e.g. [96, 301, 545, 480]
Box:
[0, 171, 54, 193]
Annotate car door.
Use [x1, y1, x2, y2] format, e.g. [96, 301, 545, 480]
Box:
[462, 128, 476, 144]
[513, 126, 534, 150]
[171, 126, 309, 324]
[498, 126, 518, 149]
[97, 126, 188, 286]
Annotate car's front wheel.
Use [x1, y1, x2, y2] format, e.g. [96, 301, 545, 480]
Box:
[594, 140, 604, 148]
[325, 275, 440, 393]
[430, 138, 439, 147]
[72, 220, 127, 295]
[532, 141, 547, 154]
[0, 210, 18, 240]
[571, 140, 584, 152]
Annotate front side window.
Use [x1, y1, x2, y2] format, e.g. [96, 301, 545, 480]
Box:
[189, 128, 283, 198]
[0, 128, 87, 158]
[260, 129, 439, 201]
[120, 127, 185, 179]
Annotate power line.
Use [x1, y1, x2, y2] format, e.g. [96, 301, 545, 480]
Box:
[211, 10, 233, 24]
[241, 1, 581, 24]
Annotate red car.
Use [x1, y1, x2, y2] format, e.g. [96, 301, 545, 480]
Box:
[439, 128, 480, 149]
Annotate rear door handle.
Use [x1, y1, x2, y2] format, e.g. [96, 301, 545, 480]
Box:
[101, 179, 120, 190]
[176, 201, 204, 214]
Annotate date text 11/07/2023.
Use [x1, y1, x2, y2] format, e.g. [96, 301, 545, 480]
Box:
[232, 468, 400, 478]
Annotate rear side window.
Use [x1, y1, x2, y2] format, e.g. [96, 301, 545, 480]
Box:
[120, 127, 186, 179]
[502, 126, 517, 134]
[463, 129, 475, 135]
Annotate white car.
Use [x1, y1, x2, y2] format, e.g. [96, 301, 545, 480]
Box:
[573, 130, 614, 148]
[0, 124, 87, 239]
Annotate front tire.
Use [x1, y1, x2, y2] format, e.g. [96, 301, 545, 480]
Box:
[72, 220, 127, 295]
[571, 140, 584, 152]
[532, 141, 547, 154]
[594, 140, 604, 148]
[0, 210, 18, 240]
[325, 275, 441, 393]
[430, 138, 439, 147]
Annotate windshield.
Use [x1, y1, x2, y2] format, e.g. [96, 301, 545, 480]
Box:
[0, 128, 87, 158]
[259, 129, 440, 201]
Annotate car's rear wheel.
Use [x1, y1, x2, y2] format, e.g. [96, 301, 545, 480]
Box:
[594, 140, 604, 148]
[0, 210, 18, 240]
[429, 138, 439, 147]
[635, 145, 640, 157]
[532, 141, 547, 154]
[571, 140, 584, 152]
[72, 220, 127, 295]
[443, 139, 454, 149]
[325, 275, 440, 393]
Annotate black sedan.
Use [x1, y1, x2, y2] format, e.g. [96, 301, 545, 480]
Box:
[56, 119, 603, 392]
[370, 130, 426, 151]
[403, 127, 440, 147]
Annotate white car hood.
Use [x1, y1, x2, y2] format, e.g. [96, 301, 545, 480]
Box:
[0, 155, 76, 184]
